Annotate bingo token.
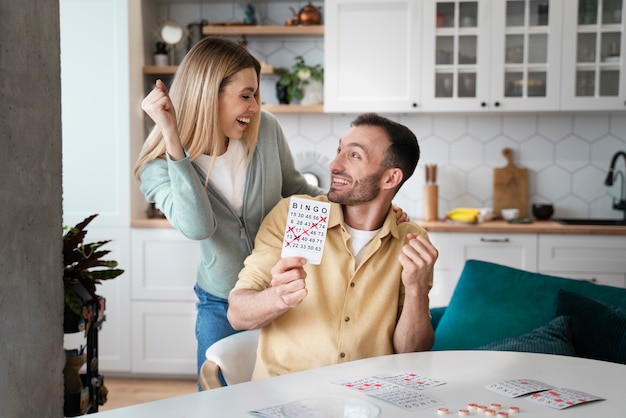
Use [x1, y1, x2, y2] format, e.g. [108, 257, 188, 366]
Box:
[467, 403, 479, 412]
[437, 407, 449, 415]
[485, 409, 497, 416]
[458, 409, 470, 416]
[509, 406, 520, 414]
[490, 403, 501, 410]
[478, 405, 488, 413]
[497, 412, 509, 417]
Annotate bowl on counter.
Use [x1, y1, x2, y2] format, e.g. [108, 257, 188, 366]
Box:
[501, 208, 520, 221]
[532, 203, 554, 220]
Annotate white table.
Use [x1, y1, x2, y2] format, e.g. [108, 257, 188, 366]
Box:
[94, 351, 626, 417]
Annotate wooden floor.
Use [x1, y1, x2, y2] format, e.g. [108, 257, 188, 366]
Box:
[98, 377, 198, 411]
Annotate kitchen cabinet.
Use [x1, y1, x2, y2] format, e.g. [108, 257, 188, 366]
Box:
[427, 232, 538, 307]
[561, 0, 626, 111]
[428, 230, 626, 308]
[538, 234, 626, 288]
[130, 228, 199, 376]
[421, 0, 563, 112]
[323, 0, 422, 112]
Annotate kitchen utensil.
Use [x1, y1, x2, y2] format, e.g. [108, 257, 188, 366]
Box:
[532, 203, 554, 220]
[424, 164, 438, 221]
[289, 2, 322, 26]
[501, 208, 520, 221]
[493, 148, 528, 219]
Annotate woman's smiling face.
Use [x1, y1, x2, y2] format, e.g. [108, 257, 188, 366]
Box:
[218, 67, 259, 140]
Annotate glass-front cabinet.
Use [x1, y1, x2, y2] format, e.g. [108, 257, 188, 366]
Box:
[561, 0, 626, 110]
[421, 0, 563, 112]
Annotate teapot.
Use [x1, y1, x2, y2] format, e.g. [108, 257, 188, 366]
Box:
[289, 2, 322, 26]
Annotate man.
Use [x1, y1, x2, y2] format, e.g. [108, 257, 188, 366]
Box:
[227, 113, 438, 379]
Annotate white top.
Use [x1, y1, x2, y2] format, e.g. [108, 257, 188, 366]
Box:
[345, 225, 379, 267]
[92, 351, 626, 417]
[195, 139, 248, 216]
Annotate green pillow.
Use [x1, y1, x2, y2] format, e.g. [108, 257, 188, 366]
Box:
[432, 260, 626, 350]
[478, 315, 576, 356]
[555, 289, 626, 365]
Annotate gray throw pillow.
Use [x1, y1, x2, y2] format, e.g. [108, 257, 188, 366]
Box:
[478, 315, 576, 356]
[555, 289, 626, 365]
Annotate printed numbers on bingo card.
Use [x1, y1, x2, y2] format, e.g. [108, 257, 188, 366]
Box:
[282, 197, 330, 265]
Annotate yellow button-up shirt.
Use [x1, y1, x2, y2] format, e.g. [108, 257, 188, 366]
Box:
[232, 195, 432, 379]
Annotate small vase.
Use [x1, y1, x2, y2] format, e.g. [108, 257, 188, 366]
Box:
[276, 82, 289, 104]
[300, 79, 323, 105]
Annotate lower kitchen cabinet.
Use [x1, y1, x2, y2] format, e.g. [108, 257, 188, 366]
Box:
[538, 235, 626, 288]
[428, 231, 626, 308]
[131, 301, 197, 376]
[130, 228, 199, 376]
[427, 232, 538, 307]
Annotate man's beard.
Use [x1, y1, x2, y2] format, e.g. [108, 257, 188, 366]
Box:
[328, 170, 383, 205]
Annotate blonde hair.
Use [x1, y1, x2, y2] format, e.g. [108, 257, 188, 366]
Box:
[134, 37, 262, 182]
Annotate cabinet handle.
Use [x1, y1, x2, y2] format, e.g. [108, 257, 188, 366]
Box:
[481, 102, 487, 107]
[494, 101, 501, 107]
[412, 102, 418, 108]
[480, 237, 510, 243]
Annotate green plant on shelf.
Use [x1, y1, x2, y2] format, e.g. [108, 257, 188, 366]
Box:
[274, 55, 323, 104]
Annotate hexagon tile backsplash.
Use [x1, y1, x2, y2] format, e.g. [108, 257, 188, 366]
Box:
[277, 112, 626, 221]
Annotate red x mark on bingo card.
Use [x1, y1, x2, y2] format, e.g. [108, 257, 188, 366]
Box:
[281, 197, 330, 264]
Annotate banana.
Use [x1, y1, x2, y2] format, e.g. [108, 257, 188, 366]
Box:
[446, 208, 480, 223]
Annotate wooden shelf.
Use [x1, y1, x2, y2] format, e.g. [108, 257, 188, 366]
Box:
[143, 65, 177, 75]
[143, 63, 275, 75]
[202, 25, 324, 37]
[263, 104, 324, 113]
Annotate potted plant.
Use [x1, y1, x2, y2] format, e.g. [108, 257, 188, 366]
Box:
[274, 55, 324, 104]
[63, 213, 124, 331]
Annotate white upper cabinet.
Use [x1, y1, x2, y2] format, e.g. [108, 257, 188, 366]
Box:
[421, 0, 563, 112]
[324, 0, 422, 113]
[561, 0, 626, 111]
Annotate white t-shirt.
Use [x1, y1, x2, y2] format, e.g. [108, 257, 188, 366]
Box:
[195, 139, 248, 216]
[345, 224, 380, 267]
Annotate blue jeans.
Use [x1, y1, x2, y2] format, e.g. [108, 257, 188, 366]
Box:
[194, 283, 238, 390]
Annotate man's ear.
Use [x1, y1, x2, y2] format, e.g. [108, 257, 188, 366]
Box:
[382, 167, 403, 190]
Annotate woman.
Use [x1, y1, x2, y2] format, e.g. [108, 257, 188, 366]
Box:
[134, 37, 324, 385]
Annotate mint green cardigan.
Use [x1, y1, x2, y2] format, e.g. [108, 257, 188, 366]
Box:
[139, 110, 324, 298]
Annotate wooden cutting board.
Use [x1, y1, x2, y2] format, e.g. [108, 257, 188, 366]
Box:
[493, 148, 528, 218]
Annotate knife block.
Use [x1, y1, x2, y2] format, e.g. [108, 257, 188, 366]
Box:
[423, 185, 439, 221]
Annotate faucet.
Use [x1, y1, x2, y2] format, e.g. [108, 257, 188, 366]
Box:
[604, 151, 626, 220]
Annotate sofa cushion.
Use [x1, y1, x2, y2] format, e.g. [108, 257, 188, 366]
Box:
[555, 289, 626, 364]
[432, 260, 626, 350]
[478, 315, 576, 356]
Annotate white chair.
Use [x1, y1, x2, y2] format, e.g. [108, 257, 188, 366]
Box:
[199, 329, 261, 390]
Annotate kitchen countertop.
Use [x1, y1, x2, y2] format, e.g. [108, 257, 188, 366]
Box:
[133, 218, 626, 235]
[418, 219, 626, 236]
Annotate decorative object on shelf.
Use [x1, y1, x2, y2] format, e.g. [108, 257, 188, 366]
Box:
[153, 42, 169, 66]
[187, 19, 208, 52]
[157, 20, 187, 65]
[274, 56, 324, 104]
[276, 83, 289, 104]
[63, 214, 124, 326]
[243, 2, 257, 25]
[288, 1, 322, 26]
[63, 349, 89, 417]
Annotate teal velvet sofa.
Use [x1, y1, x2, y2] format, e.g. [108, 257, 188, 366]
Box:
[430, 260, 626, 365]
